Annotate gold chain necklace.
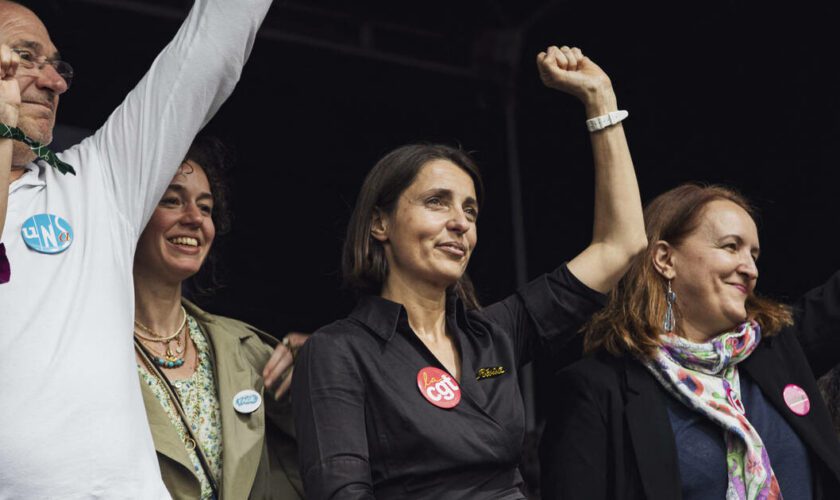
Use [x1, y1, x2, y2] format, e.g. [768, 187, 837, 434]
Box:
[134, 306, 188, 342]
[136, 326, 186, 356]
[134, 307, 189, 368]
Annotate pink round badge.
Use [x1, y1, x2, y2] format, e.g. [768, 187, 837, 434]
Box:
[783, 384, 811, 416]
[417, 366, 461, 409]
[726, 386, 745, 415]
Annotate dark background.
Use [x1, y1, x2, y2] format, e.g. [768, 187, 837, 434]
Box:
[30, 0, 840, 331]
[23, 0, 840, 495]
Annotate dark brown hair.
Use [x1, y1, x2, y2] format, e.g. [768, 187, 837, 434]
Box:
[183, 136, 233, 234]
[183, 136, 234, 295]
[342, 144, 485, 309]
[585, 183, 793, 359]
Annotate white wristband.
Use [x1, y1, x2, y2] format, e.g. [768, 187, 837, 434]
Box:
[586, 110, 629, 132]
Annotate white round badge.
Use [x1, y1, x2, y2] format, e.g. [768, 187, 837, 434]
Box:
[232, 389, 262, 414]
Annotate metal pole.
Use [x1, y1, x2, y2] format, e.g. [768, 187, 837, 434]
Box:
[504, 89, 534, 432]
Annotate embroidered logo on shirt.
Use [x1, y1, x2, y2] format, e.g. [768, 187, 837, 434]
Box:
[417, 366, 461, 409]
[476, 366, 506, 380]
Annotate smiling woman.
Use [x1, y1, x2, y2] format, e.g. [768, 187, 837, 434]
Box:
[374, 159, 480, 307]
[132, 137, 304, 500]
[540, 183, 840, 500]
[342, 145, 484, 311]
[134, 160, 217, 285]
[584, 184, 791, 360]
[292, 45, 648, 500]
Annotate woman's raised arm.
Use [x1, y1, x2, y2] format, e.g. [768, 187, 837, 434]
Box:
[538, 45, 646, 293]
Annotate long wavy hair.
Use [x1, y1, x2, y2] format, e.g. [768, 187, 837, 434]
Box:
[585, 183, 793, 359]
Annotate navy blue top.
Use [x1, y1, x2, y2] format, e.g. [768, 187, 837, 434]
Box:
[666, 372, 813, 500]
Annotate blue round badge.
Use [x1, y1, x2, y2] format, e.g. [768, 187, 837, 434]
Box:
[20, 213, 74, 254]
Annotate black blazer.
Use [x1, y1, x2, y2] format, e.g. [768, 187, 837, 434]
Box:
[540, 270, 840, 500]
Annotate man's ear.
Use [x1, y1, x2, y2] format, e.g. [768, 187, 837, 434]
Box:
[370, 208, 388, 242]
[652, 240, 677, 280]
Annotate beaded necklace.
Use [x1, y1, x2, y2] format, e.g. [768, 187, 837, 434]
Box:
[134, 316, 220, 498]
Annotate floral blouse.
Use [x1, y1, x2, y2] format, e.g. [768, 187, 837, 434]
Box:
[138, 315, 223, 499]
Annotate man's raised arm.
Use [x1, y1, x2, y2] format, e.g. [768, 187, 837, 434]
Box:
[77, 0, 273, 234]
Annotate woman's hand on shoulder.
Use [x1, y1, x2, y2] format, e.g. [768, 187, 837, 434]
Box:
[537, 45, 616, 114]
[263, 332, 310, 400]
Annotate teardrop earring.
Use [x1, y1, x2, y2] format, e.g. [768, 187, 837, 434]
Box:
[663, 280, 676, 333]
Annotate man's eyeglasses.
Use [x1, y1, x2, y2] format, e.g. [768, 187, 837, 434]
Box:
[11, 48, 74, 89]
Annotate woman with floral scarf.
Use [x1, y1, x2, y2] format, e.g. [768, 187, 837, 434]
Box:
[540, 184, 840, 500]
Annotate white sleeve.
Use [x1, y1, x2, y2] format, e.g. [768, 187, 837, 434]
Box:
[82, 0, 273, 234]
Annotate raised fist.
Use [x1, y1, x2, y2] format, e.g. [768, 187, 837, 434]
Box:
[0, 44, 21, 127]
[537, 45, 612, 103]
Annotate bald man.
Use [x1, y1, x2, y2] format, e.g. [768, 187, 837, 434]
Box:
[0, 0, 272, 496]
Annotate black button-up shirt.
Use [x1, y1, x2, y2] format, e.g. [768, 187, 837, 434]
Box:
[293, 264, 606, 499]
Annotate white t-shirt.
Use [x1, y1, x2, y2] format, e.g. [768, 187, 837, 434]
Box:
[0, 0, 271, 497]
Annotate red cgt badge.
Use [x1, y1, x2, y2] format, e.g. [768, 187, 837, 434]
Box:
[417, 366, 461, 409]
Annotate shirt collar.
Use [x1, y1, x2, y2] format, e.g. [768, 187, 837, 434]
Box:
[9, 161, 46, 194]
[349, 291, 471, 342]
[349, 295, 405, 342]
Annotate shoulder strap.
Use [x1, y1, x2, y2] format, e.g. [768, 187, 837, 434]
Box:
[135, 338, 221, 497]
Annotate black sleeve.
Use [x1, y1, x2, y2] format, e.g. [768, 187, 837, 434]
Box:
[791, 269, 840, 378]
[291, 331, 376, 500]
[539, 367, 610, 500]
[481, 263, 607, 366]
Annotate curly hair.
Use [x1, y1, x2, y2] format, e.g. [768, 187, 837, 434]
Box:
[182, 135, 235, 295]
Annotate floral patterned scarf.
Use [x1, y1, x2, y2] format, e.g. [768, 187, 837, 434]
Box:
[643, 321, 781, 500]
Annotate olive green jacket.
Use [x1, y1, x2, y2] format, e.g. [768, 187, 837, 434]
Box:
[139, 300, 303, 499]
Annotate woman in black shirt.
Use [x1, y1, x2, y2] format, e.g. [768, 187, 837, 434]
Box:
[292, 45, 647, 499]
